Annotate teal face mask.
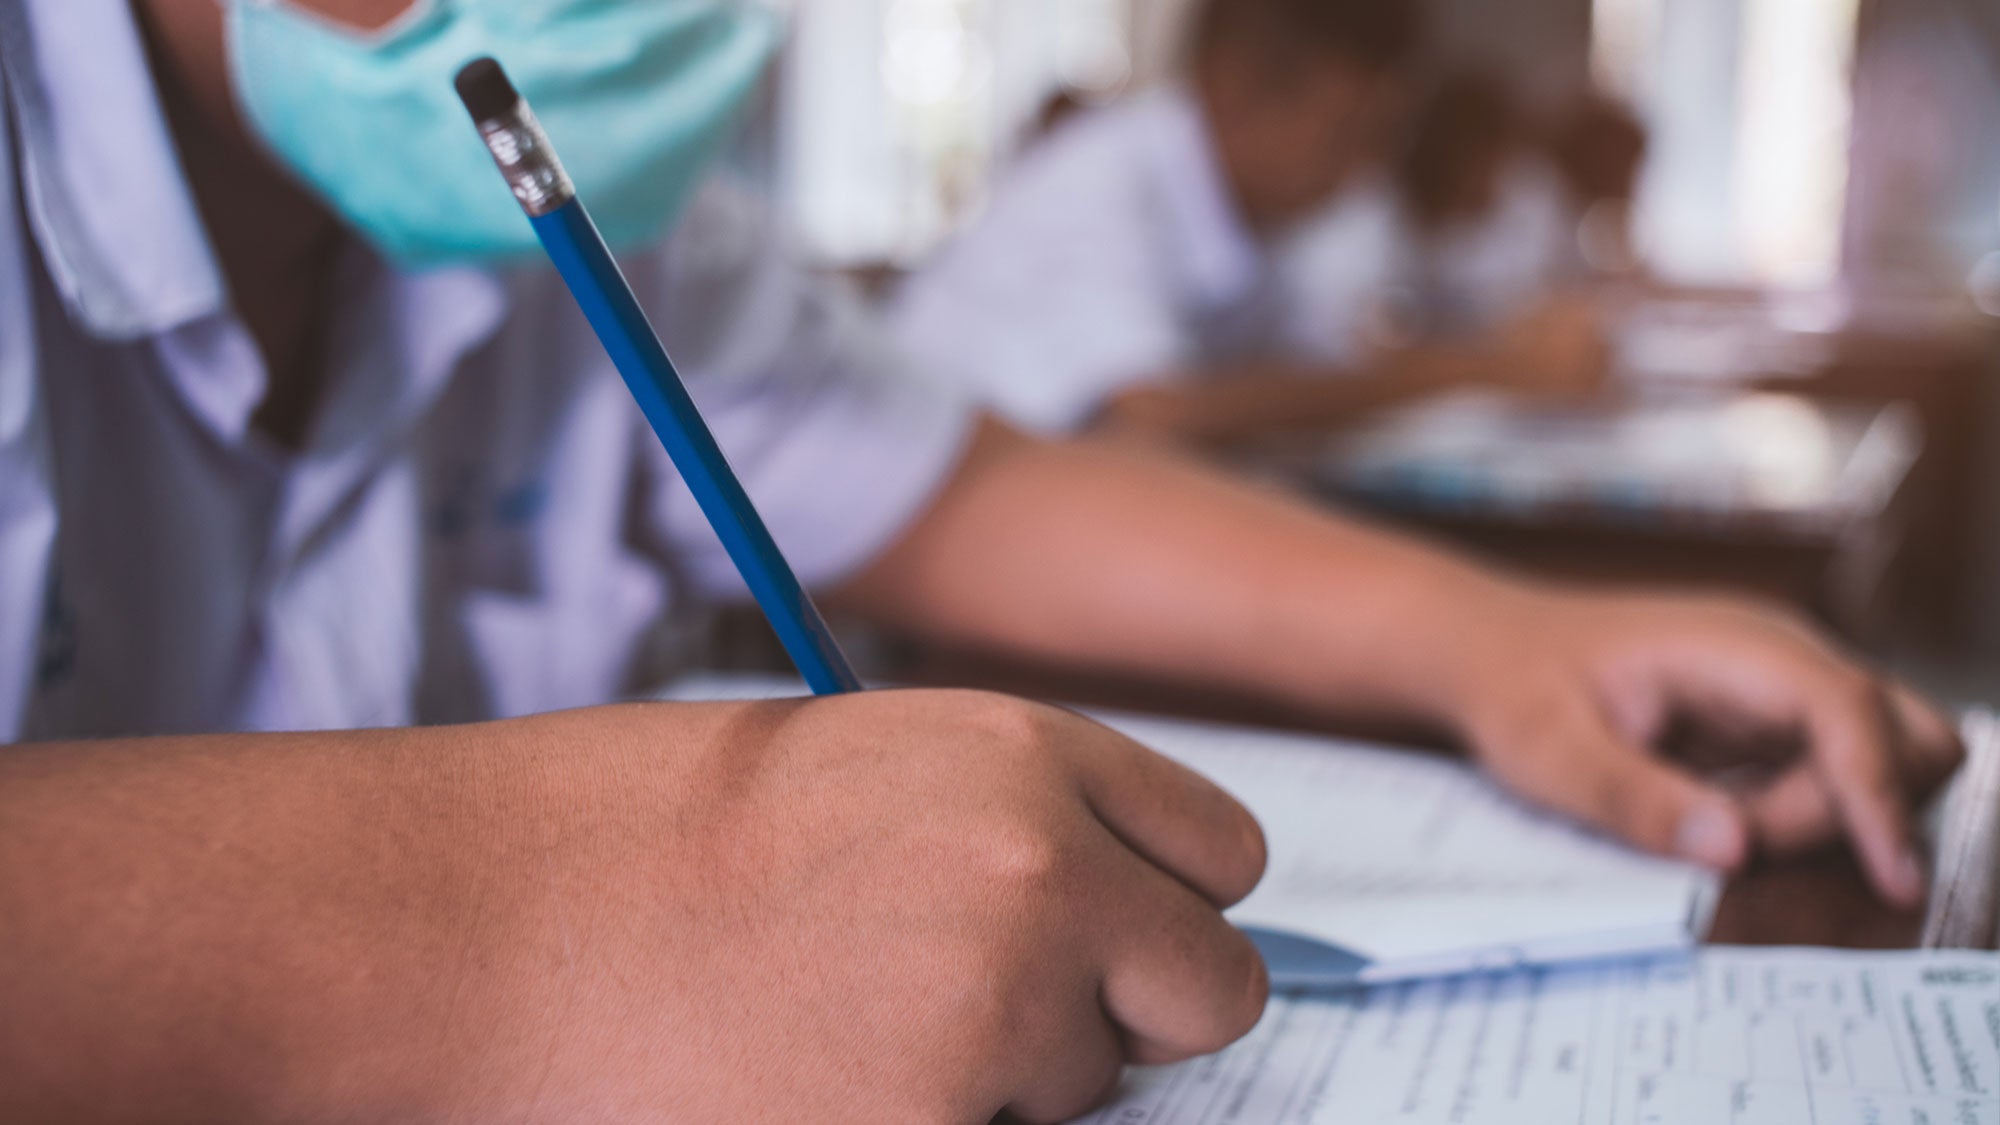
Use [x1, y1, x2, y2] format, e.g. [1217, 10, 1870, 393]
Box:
[222, 0, 779, 266]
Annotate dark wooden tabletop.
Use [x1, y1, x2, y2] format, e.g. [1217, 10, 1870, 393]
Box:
[1710, 712, 1999, 951]
[1239, 391, 1926, 647]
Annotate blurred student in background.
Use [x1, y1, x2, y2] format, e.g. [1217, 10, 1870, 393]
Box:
[893, 0, 1420, 440]
[891, 3, 1598, 447]
[0, 0, 1962, 1119]
[1544, 89, 1652, 278]
[1383, 68, 1579, 338]
[1279, 67, 1609, 399]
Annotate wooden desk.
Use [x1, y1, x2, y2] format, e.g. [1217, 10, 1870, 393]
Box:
[1766, 326, 2000, 648]
[1504, 291, 1998, 647]
[1240, 290, 1997, 649]
[1712, 710, 2000, 951]
[1252, 390, 1925, 646]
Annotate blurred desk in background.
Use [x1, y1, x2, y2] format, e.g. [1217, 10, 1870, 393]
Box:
[1611, 288, 2000, 646]
[1610, 287, 1988, 387]
[1259, 389, 1924, 644]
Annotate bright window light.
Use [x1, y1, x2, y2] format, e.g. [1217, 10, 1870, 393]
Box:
[1594, 0, 1859, 287]
[781, 0, 1135, 265]
[1733, 0, 1860, 287]
[1590, 0, 1661, 100]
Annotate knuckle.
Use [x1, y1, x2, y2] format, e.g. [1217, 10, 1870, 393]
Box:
[1578, 760, 1642, 828]
[950, 691, 1063, 763]
[1816, 673, 1892, 761]
[1469, 676, 1583, 761]
[900, 998, 1030, 1123]
[1488, 722, 1669, 844]
[1830, 669, 1888, 717]
[968, 818, 1073, 902]
[1484, 741, 1559, 803]
[1481, 717, 1577, 795]
[935, 936, 1048, 1069]
[951, 974, 1026, 1059]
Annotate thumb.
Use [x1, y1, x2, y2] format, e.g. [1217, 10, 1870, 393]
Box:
[1481, 700, 1751, 871]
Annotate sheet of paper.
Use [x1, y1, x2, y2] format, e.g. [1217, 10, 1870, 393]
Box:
[1069, 948, 2000, 1125]
[1095, 713, 1718, 981]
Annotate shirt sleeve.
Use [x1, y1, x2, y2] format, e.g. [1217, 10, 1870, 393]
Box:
[624, 178, 978, 601]
[1273, 183, 1401, 367]
[1431, 165, 1575, 332]
[0, 98, 58, 738]
[887, 132, 1191, 434]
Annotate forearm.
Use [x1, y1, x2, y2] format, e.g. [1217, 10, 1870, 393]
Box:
[840, 418, 1538, 730]
[0, 726, 496, 1119]
[0, 709, 725, 1122]
[1091, 356, 1463, 446]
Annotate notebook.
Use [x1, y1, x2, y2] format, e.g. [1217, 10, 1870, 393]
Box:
[659, 676, 1719, 988]
[1095, 711, 1718, 987]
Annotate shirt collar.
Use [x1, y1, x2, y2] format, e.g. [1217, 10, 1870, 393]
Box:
[269, 253, 509, 557]
[1144, 86, 1265, 314]
[2, 0, 229, 340]
[152, 244, 510, 454]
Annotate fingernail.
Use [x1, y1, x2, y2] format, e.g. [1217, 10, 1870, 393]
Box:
[1676, 803, 1746, 870]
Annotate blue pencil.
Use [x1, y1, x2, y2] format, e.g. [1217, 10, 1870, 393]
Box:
[455, 57, 862, 696]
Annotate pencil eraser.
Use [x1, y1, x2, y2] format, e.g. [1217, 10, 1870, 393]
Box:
[454, 57, 519, 123]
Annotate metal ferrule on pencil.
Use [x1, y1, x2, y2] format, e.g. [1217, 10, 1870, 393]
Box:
[473, 103, 575, 218]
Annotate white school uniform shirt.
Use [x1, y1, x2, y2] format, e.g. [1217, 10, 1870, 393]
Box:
[889, 87, 1280, 435]
[1394, 163, 1575, 338]
[1269, 175, 1402, 365]
[1279, 163, 1576, 351]
[0, 0, 973, 741]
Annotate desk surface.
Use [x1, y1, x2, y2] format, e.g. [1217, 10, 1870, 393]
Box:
[1709, 711, 2000, 950]
[1239, 290, 1998, 647]
[1241, 389, 1927, 646]
[1294, 390, 1921, 541]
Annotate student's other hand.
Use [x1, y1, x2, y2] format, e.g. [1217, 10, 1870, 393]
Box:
[1453, 590, 1962, 906]
[1, 693, 1266, 1123]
